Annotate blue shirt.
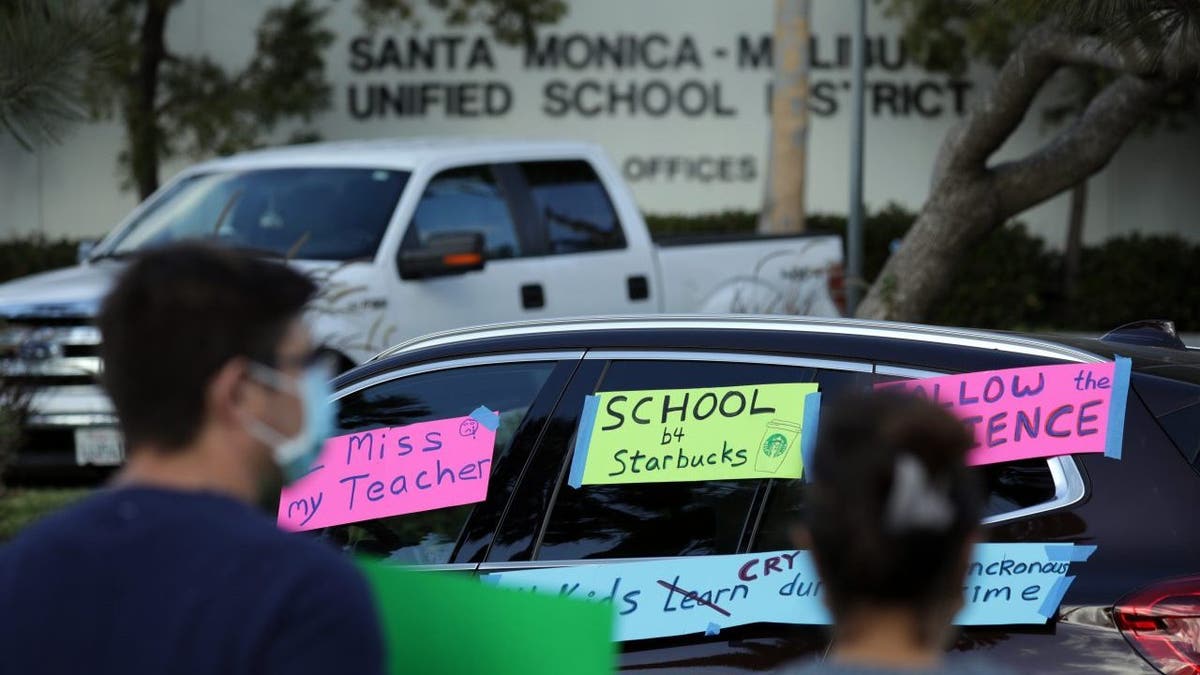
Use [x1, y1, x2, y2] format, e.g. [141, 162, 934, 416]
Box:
[0, 486, 383, 675]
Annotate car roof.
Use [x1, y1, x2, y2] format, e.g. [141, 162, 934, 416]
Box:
[340, 315, 1200, 394]
[331, 316, 1110, 391]
[374, 315, 1104, 363]
[1023, 332, 1200, 385]
[186, 137, 604, 173]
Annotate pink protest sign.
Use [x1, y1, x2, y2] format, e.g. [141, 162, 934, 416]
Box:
[277, 409, 499, 531]
[877, 358, 1131, 466]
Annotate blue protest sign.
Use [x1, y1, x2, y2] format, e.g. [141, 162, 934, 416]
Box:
[484, 542, 1092, 641]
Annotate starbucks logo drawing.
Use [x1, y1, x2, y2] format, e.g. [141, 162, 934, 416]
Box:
[755, 420, 801, 473]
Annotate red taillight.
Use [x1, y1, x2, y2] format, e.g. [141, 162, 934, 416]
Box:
[1115, 575, 1200, 675]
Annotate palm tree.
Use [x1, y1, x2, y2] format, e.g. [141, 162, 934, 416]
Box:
[0, 1, 115, 150]
[759, 0, 811, 235]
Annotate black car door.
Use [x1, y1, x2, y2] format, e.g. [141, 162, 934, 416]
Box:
[482, 349, 873, 672]
[866, 360, 1158, 673]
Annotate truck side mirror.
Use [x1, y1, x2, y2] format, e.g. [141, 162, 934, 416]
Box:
[397, 232, 486, 280]
[77, 240, 98, 264]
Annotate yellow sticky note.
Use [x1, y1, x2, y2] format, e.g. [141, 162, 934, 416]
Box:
[567, 382, 821, 487]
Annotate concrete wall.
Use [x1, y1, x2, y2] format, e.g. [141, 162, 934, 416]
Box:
[1, 0, 1197, 244]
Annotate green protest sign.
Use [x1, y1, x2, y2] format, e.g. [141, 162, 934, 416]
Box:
[568, 382, 821, 487]
[358, 559, 615, 675]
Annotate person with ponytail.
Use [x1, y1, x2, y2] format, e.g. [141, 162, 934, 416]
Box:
[784, 390, 1010, 674]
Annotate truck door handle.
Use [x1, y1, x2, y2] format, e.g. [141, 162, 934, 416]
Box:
[521, 283, 544, 309]
[628, 275, 650, 301]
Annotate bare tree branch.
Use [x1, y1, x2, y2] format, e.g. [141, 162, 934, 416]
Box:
[1044, 33, 1154, 72]
[993, 73, 1168, 215]
[862, 0, 1200, 324]
[933, 22, 1064, 181]
[932, 20, 1197, 185]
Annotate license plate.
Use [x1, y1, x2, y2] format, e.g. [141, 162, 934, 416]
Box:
[74, 427, 125, 466]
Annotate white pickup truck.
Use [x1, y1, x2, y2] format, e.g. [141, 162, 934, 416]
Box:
[0, 138, 842, 477]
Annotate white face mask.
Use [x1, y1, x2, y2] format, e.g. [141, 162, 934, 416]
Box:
[239, 360, 336, 484]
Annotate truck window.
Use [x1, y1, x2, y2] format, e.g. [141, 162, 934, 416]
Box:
[319, 361, 556, 564]
[518, 160, 626, 254]
[406, 165, 523, 259]
[106, 168, 409, 261]
[532, 359, 869, 561]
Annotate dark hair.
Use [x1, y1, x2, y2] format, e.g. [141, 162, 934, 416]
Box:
[806, 390, 983, 620]
[98, 243, 317, 451]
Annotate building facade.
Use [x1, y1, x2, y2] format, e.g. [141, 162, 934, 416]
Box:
[1, 0, 1197, 245]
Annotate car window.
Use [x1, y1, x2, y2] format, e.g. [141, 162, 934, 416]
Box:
[872, 371, 1059, 512]
[518, 160, 626, 254]
[1162, 402, 1200, 466]
[108, 168, 409, 260]
[405, 164, 522, 259]
[1134, 372, 1200, 466]
[533, 359, 870, 561]
[752, 370, 1061, 552]
[752, 458, 1059, 552]
[320, 361, 555, 564]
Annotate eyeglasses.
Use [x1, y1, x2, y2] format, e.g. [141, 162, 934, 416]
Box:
[247, 353, 336, 394]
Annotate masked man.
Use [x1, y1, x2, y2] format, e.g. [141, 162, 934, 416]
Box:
[0, 243, 383, 675]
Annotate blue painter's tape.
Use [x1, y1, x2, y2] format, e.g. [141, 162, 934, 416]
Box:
[567, 395, 601, 489]
[1104, 357, 1132, 460]
[470, 405, 500, 432]
[1037, 575, 1076, 619]
[705, 622, 721, 636]
[1063, 545, 1095, 562]
[1071, 545, 1097, 562]
[800, 391, 822, 482]
[1044, 544, 1097, 562]
[1043, 545, 1071, 561]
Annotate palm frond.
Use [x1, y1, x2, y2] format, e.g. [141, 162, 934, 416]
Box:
[0, 1, 117, 150]
[1002, 0, 1200, 74]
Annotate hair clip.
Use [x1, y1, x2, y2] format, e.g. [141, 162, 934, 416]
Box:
[885, 453, 954, 533]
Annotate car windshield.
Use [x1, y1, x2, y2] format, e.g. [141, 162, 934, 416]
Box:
[103, 167, 410, 261]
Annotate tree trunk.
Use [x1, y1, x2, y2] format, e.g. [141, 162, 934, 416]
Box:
[856, 23, 1170, 322]
[127, 0, 169, 200]
[856, 176, 999, 321]
[758, 0, 810, 235]
[1063, 180, 1088, 299]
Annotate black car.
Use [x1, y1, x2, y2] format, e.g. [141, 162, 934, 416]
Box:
[317, 315, 1200, 673]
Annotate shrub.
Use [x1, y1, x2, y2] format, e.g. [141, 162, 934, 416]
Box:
[931, 223, 1061, 331]
[0, 237, 78, 284]
[0, 368, 32, 495]
[1065, 234, 1200, 330]
[641, 206, 1200, 332]
[645, 210, 757, 237]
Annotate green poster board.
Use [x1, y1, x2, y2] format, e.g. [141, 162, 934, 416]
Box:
[358, 559, 615, 675]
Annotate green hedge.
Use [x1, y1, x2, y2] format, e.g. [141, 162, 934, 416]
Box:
[0, 223, 1196, 332]
[0, 237, 78, 284]
[1065, 234, 1200, 330]
[645, 211, 758, 237]
[647, 206, 1200, 332]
